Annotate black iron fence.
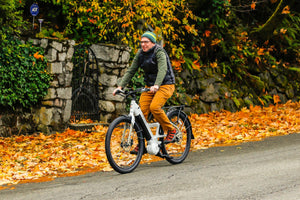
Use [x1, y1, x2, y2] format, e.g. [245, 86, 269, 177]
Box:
[71, 44, 100, 121]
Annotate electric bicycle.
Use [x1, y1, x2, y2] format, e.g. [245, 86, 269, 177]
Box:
[105, 88, 193, 174]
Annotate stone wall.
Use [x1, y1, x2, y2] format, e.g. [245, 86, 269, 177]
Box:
[0, 38, 298, 136]
[0, 39, 131, 135]
[37, 39, 75, 132]
[179, 66, 299, 114]
[0, 39, 75, 135]
[89, 44, 131, 122]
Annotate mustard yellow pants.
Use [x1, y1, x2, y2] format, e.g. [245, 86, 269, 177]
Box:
[139, 84, 175, 132]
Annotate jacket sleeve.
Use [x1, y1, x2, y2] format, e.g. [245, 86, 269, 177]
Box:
[154, 49, 168, 86]
[118, 50, 141, 88]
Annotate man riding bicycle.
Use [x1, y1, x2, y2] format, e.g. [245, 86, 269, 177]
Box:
[113, 31, 177, 154]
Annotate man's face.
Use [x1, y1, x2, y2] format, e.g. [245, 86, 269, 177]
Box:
[141, 37, 155, 52]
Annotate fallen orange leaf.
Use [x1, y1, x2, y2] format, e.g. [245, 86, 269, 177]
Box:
[0, 101, 299, 187]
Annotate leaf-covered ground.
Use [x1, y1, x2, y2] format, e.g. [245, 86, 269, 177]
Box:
[0, 101, 299, 187]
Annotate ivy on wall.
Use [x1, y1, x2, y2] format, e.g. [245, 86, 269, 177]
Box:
[0, 28, 52, 109]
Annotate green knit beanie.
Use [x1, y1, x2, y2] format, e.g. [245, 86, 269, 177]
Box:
[141, 31, 156, 43]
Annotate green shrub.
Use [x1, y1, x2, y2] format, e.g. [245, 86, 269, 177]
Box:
[0, 28, 52, 109]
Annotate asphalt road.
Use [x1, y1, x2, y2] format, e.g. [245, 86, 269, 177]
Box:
[1, 133, 299, 200]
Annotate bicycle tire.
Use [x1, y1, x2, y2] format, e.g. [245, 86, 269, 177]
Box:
[160, 109, 192, 164]
[105, 116, 145, 173]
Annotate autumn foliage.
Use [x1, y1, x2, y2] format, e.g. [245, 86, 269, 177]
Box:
[63, 0, 199, 59]
[1, 99, 299, 186]
[1, 0, 299, 109]
[0, 0, 299, 187]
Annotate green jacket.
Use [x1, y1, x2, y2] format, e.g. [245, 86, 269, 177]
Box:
[119, 45, 175, 88]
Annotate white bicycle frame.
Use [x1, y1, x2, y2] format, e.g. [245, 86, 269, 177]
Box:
[125, 99, 166, 155]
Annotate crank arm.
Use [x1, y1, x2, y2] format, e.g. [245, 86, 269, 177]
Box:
[156, 151, 173, 159]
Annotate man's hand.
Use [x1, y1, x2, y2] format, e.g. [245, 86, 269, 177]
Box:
[150, 85, 159, 93]
[113, 86, 123, 96]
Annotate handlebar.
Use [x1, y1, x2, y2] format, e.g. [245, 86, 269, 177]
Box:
[115, 88, 150, 99]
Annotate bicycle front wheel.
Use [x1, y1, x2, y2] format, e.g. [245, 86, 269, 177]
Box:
[105, 116, 145, 174]
[161, 110, 192, 164]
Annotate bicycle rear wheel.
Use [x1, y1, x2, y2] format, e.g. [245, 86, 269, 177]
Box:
[161, 110, 192, 164]
[105, 116, 144, 173]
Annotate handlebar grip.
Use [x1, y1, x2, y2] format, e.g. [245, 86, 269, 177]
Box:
[116, 88, 149, 98]
[141, 88, 150, 92]
[136, 88, 150, 93]
[115, 89, 124, 95]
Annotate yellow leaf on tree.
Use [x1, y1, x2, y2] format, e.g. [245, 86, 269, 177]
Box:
[210, 62, 218, 68]
[192, 60, 201, 70]
[251, 1, 256, 10]
[254, 57, 261, 65]
[204, 30, 211, 37]
[211, 38, 221, 46]
[257, 48, 264, 55]
[282, 6, 290, 14]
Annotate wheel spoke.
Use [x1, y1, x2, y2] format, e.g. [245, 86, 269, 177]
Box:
[161, 110, 192, 164]
[105, 117, 144, 173]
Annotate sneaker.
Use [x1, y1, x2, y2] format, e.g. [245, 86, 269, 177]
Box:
[130, 145, 147, 155]
[164, 128, 177, 144]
